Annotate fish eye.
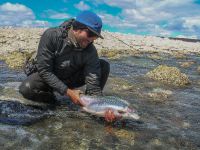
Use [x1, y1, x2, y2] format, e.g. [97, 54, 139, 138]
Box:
[118, 110, 126, 114]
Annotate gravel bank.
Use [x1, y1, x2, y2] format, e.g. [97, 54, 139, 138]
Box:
[0, 28, 200, 55]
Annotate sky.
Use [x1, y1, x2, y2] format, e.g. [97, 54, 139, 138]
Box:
[0, 0, 200, 39]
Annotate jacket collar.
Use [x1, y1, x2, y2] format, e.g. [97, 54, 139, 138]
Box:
[67, 27, 84, 51]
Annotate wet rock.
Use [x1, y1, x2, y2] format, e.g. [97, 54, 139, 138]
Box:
[53, 122, 63, 130]
[146, 88, 173, 102]
[146, 65, 190, 87]
[0, 125, 43, 149]
[104, 77, 137, 94]
[0, 81, 73, 125]
[151, 139, 162, 146]
[114, 129, 135, 139]
[106, 50, 120, 59]
[179, 61, 195, 68]
[98, 48, 144, 60]
[197, 66, 200, 74]
[172, 52, 187, 59]
[114, 129, 135, 145]
[0, 100, 51, 125]
[182, 122, 190, 128]
[98, 49, 121, 59]
[147, 54, 165, 60]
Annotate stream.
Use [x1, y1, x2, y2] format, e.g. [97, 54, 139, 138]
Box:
[0, 53, 200, 150]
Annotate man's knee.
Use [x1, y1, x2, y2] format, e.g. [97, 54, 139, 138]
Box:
[19, 80, 34, 99]
[100, 59, 110, 75]
[19, 78, 55, 103]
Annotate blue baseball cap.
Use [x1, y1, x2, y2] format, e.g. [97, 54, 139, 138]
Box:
[76, 11, 103, 39]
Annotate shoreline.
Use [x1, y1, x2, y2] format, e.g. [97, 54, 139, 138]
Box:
[0, 28, 200, 56]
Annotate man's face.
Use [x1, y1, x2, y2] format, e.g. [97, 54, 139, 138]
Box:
[74, 29, 98, 48]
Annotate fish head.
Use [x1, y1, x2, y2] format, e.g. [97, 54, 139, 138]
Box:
[116, 107, 140, 120]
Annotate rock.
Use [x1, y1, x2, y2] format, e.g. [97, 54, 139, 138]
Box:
[147, 88, 173, 102]
[0, 54, 5, 60]
[1, 51, 35, 69]
[171, 52, 187, 59]
[104, 77, 136, 94]
[146, 65, 190, 87]
[151, 139, 162, 146]
[196, 80, 200, 86]
[98, 49, 121, 59]
[179, 61, 195, 68]
[147, 54, 164, 60]
[182, 122, 190, 128]
[113, 129, 135, 145]
[0, 28, 43, 55]
[1, 28, 200, 58]
[197, 66, 200, 74]
[98, 48, 141, 59]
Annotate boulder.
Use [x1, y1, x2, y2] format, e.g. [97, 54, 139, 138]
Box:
[179, 61, 195, 68]
[146, 65, 190, 87]
[1, 51, 35, 69]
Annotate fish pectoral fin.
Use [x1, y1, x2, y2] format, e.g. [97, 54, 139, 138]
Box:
[82, 107, 89, 112]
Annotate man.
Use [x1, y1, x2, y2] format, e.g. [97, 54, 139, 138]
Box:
[19, 11, 116, 122]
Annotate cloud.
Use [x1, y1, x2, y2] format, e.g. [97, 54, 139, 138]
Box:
[183, 16, 200, 31]
[0, 2, 49, 27]
[99, 13, 122, 25]
[95, 0, 200, 38]
[147, 24, 172, 37]
[0, 2, 31, 12]
[74, 1, 90, 10]
[43, 9, 70, 19]
[100, 13, 137, 28]
[49, 13, 70, 19]
[95, 0, 136, 9]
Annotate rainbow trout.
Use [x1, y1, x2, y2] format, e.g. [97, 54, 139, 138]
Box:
[79, 95, 140, 120]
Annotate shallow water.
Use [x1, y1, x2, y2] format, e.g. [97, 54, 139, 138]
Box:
[0, 53, 200, 150]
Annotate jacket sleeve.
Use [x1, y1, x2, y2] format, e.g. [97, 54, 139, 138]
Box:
[84, 45, 102, 96]
[36, 28, 68, 95]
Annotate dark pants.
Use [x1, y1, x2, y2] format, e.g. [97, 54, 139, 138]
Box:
[19, 59, 110, 103]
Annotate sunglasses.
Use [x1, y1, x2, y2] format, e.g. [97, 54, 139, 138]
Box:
[84, 29, 98, 38]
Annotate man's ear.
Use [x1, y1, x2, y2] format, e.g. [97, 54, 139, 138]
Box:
[73, 29, 82, 33]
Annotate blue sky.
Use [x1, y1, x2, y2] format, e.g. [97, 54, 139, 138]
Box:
[0, 0, 200, 39]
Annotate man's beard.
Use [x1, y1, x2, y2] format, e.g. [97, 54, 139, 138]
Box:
[77, 38, 91, 48]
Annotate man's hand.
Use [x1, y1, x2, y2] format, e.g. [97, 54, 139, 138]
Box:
[104, 109, 122, 122]
[66, 89, 83, 105]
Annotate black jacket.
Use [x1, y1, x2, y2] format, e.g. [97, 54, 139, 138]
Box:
[36, 20, 102, 95]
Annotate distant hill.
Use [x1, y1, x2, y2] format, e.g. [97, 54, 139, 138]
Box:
[159, 36, 200, 43]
